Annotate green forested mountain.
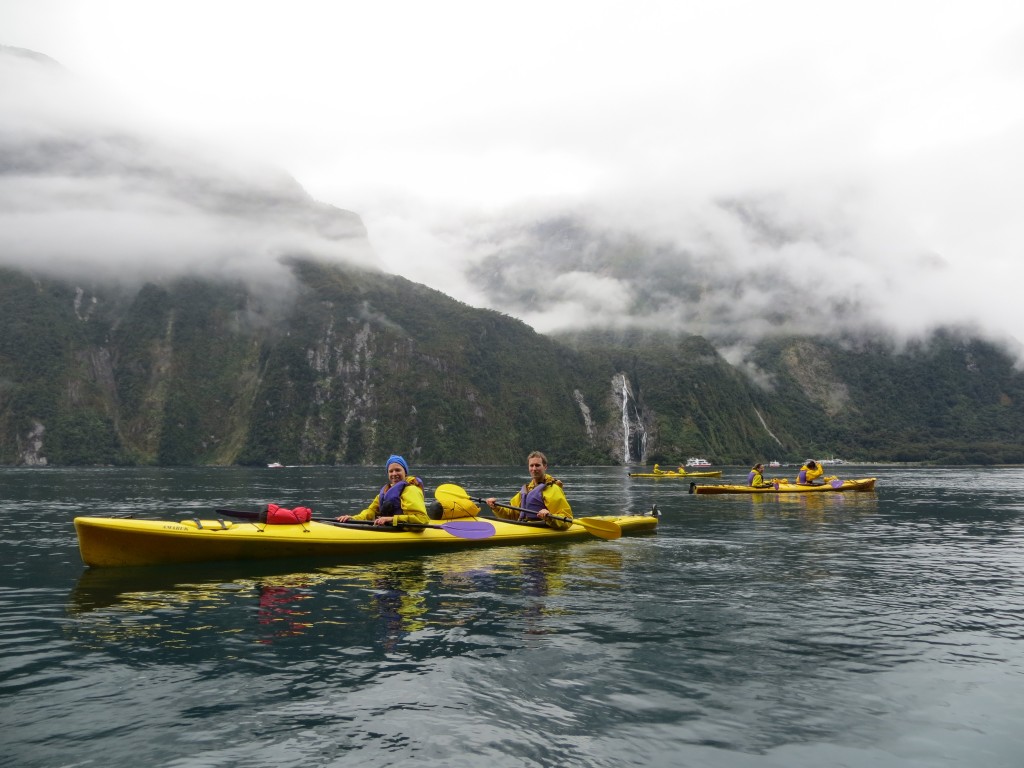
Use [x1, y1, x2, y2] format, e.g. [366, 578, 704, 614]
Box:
[749, 333, 1024, 464]
[2, 260, 1022, 467]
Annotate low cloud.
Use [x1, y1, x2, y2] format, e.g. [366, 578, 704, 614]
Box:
[0, 46, 372, 288]
[3, 5, 1024, 365]
[384, 154, 1024, 354]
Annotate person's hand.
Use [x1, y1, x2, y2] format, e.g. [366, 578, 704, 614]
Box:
[336, 515, 351, 522]
[374, 516, 393, 526]
[485, 497, 497, 508]
[536, 510, 549, 520]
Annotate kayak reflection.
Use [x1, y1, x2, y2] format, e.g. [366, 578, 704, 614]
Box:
[748, 490, 881, 521]
[65, 543, 628, 651]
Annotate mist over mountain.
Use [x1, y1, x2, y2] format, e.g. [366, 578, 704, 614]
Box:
[462, 195, 1018, 370]
[5, 43, 1022, 367]
[0, 45, 371, 290]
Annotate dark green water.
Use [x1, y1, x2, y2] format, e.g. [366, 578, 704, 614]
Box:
[2, 465, 1023, 767]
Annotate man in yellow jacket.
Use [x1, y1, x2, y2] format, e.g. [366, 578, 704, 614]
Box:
[486, 451, 574, 530]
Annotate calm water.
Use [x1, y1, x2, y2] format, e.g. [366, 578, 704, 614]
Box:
[2, 465, 1024, 767]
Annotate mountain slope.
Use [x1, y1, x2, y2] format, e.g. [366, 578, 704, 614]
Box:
[4, 261, 1022, 466]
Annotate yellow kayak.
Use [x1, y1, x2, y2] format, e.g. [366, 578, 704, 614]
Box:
[690, 478, 877, 495]
[74, 512, 659, 568]
[628, 470, 723, 478]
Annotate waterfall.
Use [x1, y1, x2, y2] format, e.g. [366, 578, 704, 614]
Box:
[615, 373, 648, 464]
[620, 374, 630, 463]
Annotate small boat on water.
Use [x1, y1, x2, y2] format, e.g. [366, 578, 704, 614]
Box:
[689, 478, 877, 495]
[628, 469, 722, 478]
[74, 505, 659, 568]
[768, 460, 781, 468]
[685, 457, 712, 467]
[267, 462, 284, 468]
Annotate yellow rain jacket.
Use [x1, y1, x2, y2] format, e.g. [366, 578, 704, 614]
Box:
[498, 474, 574, 531]
[795, 463, 824, 485]
[351, 477, 429, 526]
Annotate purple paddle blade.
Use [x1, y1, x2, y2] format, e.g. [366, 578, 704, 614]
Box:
[830, 478, 844, 489]
[440, 521, 496, 539]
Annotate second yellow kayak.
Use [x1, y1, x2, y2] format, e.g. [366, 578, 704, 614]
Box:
[690, 478, 877, 495]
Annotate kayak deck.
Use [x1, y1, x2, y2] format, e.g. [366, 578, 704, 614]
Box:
[74, 513, 659, 568]
[690, 478, 877, 495]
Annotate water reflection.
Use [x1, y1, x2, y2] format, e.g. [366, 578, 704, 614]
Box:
[17, 465, 1024, 768]
[345, 562, 429, 653]
[749, 490, 881, 520]
[65, 543, 630, 654]
[255, 582, 316, 640]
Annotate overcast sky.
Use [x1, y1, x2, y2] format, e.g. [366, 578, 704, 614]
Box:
[3, 0, 1024, 350]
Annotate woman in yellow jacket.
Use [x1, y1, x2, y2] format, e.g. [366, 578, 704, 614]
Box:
[336, 454, 429, 526]
[747, 463, 775, 488]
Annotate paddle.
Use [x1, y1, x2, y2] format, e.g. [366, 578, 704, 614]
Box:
[214, 508, 495, 540]
[321, 518, 496, 539]
[433, 484, 622, 541]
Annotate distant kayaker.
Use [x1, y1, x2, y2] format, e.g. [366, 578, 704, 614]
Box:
[653, 463, 664, 475]
[747, 463, 774, 488]
[795, 460, 824, 486]
[336, 454, 430, 526]
[485, 451, 574, 530]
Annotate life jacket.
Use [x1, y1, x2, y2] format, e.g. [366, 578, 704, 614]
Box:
[517, 481, 548, 521]
[378, 480, 409, 516]
[747, 470, 759, 486]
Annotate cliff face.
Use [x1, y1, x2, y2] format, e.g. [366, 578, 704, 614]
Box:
[4, 260, 1022, 467]
[0, 261, 610, 465]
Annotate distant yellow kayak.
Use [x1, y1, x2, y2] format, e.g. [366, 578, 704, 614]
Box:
[628, 470, 723, 478]
[690, 478, 877, 495]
